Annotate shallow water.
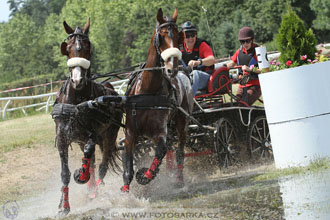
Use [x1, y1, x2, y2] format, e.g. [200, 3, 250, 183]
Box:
[279, 169, 330, 220]
[2, 162, 330, 220]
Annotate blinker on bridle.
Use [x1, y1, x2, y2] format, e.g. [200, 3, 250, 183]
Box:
[153, 21, 178, 54]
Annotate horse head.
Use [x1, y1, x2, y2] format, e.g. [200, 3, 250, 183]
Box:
[153, 8, 184, 78]
[60, 19, 92, 90]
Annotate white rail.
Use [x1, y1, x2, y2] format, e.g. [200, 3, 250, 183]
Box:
[0, 79, 129, 120]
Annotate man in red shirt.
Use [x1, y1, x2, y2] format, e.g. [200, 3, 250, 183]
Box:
[180, 21, 215, 96]
[227, 26, 261, 106]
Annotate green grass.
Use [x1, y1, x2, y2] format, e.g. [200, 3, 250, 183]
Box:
[0, 113, 55, 153]
[253, 157, 330, 181]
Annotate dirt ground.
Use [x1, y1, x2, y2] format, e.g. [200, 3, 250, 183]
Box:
[0, 128, 276, 220]
[0, 128, 125, 205]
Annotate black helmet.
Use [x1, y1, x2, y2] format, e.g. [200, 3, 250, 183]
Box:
[181, 21, 197, 33]
[238, 26, 254, 40]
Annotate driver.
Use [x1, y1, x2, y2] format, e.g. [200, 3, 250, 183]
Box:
[227, 26, 261, 106]
[180, 21, 215, 97]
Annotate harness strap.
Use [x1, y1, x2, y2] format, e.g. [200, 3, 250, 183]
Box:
[124, 94, 172, 109]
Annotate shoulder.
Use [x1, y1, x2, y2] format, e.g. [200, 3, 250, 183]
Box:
[231, 48, 241, 62]
[196, 39, 211, 50]
[199, 41, 211, 49]
[233, 48, 241, 56]
[196, 38, 209, 46]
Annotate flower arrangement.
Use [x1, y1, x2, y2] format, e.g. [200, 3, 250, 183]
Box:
[268, 50, 329, 72]
[248, 50, 329, 74]
[258, 6, 329, 73]
[269, 50, 328, 72]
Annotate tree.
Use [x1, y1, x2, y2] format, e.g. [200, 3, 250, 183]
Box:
[7, 0, 66, 26]
[276, 7, 317, 64]
[7, 0, 23, 18]
[310, 0, 330, 42]
[212, 22, 236, 58]
[290, 0, 315, 28]
[0, 14, 39, 83]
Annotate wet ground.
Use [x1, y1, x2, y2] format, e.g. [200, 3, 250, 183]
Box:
[2, 155, 329, 220]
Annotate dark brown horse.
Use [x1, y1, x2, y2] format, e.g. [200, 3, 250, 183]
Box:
[121, 8, 194, 192]
[52, 19, 122, 215]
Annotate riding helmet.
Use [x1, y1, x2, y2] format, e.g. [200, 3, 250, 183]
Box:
[181, 21, 197, 33]
[238, 26, 254, 40]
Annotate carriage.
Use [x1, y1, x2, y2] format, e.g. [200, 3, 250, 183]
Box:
[117, 64, 273, 170]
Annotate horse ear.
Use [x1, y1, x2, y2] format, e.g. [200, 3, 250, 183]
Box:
[172, 9, 178, 22]
[83, 18, 90, 35]
[61, 42, 68, 56]
[156, 8, 165, 24]
[63, 21, 74, 34]
[178, 31, 185, 45]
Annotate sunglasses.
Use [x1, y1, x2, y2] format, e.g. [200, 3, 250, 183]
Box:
[240, 39, 252, 44]
[185, 32, 196, 39]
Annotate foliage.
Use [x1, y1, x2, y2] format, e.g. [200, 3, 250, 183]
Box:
[275, 7, 317, 64]
[7, 0, 66, 26]
[309, 0, 330, 42]
[1, 0, 329, 93]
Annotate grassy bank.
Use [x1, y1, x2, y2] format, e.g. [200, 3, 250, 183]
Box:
[0, 113, 55, 154]
[254, 157, 330, 181]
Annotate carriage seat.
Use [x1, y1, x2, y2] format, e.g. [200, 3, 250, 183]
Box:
[195, 66, 230, 97]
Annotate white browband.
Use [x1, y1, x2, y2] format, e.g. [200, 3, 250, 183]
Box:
[67, 57, 91, 69]
[161, 48, 182, 61]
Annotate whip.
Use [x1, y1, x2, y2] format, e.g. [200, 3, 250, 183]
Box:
[202, 6, 217, 57]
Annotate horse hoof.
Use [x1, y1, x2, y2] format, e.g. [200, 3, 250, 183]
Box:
[135, 168, 152, 185]
[89, 191, 97, 199]
[73, 168, 90, 184]
[58, 208, 70, 217]
[174, 181, 185, 189]
[121, 185, 130, 193]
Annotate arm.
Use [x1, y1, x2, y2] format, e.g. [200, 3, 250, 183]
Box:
[188, 55, 215, 68]
[227, 48, 240, 68]
[187, 41, 215, 68]
[226, 61, 236, 68]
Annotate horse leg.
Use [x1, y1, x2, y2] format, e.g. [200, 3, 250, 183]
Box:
[87, 153, 96, 194]
[57, 139, 71, 216]
[90, 132, 117, 198]
[74, 138, 95, 184]
[136, 136, 168, 185]
[174, 116, 188, 188]
[121, 131, 136, 192]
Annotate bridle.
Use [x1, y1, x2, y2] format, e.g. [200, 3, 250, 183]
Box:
[64, 28, 92, 85]
[153, 20, 182, 79]
[153, 21, 178, 55]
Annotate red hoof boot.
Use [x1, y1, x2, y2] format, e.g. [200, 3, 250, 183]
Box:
[87, 167, 96, 191]
[121, 185, 130, 193]
[74, 157, 90, 184]
[136, 167, 158, 185]
[58, 186, 70, 216]
[89, 179, 104, 199]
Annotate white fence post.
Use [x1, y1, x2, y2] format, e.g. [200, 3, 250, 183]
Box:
[2, 100, 12, 120]
[0, 79, 130, 120]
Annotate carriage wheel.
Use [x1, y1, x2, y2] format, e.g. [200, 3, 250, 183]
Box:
[248, 115, 273, 162]
[214, 118, 239, 168]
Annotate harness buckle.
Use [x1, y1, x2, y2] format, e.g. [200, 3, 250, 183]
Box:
[132, 103, 136, 116]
